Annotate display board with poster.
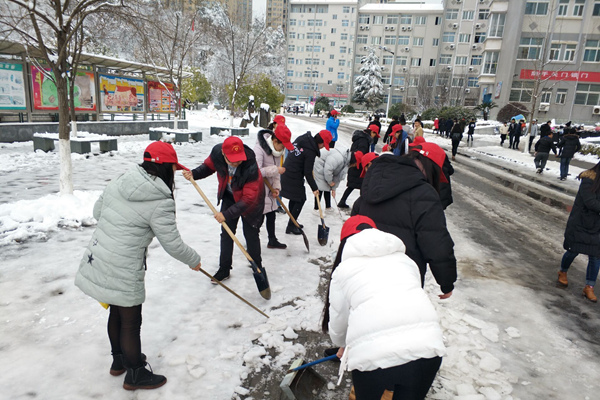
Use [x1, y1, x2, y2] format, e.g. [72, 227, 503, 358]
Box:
[0, 62, 27, 110]
[98, 74, 145, 113]
[30, 66, 96, 111]
[148, 81, 176, 113]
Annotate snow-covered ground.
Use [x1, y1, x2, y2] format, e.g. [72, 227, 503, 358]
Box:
[0, 109, 598, 399]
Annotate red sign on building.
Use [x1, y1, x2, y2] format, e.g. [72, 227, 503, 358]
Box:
[520, 69, 600, 83]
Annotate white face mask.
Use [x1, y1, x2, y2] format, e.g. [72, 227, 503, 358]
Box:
[266, 135, 283, 157]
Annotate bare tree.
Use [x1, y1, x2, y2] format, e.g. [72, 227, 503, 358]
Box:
[0, 0, 124, 195]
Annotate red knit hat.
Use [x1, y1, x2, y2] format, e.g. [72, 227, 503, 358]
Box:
[410, 142, 449, 183]
[340, 215, 377, 241]
[222, 136, 247, 163]
[318, 130, 333, 150]
[274, 125, 295, 151]
[359, 152, 379, 178]
[143, 141, 188, 171]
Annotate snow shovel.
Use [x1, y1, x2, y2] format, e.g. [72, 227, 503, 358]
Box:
[189, 177, 271, 300]
[263, 178, 309, 252]
[280, 355, 338, 400]
[314, 192, 329, 246]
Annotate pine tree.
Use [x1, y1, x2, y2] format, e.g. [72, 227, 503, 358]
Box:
[353, 50, 384, 111]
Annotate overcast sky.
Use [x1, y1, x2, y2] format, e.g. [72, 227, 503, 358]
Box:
[253, 0, 266, 21]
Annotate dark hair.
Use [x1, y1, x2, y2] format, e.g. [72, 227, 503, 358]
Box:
[141, 156, 175, 197]
[314, 132, 324, 146]
[406, 150, 441, 194]
[267, 122, 275, 130]
[327, 111, 333, 118]
[321, 239, 347, 333]
[392, 115, 399, 121]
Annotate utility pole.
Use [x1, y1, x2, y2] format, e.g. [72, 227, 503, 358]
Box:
[381, 46, 395, 123]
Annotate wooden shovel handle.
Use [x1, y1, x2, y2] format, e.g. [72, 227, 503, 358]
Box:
[263, 178, 302, 229]
[189, 177, 262, 273]
[314, 191, 325, 222]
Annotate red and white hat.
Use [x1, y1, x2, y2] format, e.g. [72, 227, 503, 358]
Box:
[222, 136, 247, 163]
[410, 142, 449, 183]
[143, 141, 188, 171]
[340, 215, 377, 241]
[274, 125, 295, 151]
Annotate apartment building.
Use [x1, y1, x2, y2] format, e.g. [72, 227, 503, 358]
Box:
[266, 0, 289, 30]
[205, 0, 253, 27]
[284, 0, 359, 107]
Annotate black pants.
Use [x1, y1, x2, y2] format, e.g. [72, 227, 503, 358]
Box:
[263, 210, 277, 240]
[220, 191, 262, 269]
[513, 135, 521, 149]
[508, 134, 514, 148]
[108, 304, 143, 368]
[287, 199, 305, 228]
[451, 138, 461, 156]
[467, 133, 473, 145]
[529, 135, 535, 151]
[338, 187, 355, 206]
[314, 190, 331, 209]
[352, 357, 442, 400]
[500, 134, 507, 146]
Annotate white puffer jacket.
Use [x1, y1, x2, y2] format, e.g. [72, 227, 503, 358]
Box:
[328, 229, 446, 372]
[313, 147, 351, 192]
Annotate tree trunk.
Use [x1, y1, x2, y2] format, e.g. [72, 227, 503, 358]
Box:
[56, 76, 74, 195]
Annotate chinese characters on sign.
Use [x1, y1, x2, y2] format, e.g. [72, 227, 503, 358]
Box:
[98, 74, 144, 113]
[0, 63, 26, 110]
[30, 66, 96, 111]
[519, 69, 600, 82]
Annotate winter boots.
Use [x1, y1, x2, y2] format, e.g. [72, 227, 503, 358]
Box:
[123, 363, 167, 390]
[211, 266, 231, 283]
[557, 271, 568, 287]
[110, 353, 147, 376]
[286, 224, 303, 235]
[267, 238, 287, 249]
[583, 285, 597, 303]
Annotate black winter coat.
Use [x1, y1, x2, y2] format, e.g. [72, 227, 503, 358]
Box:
[351, 155, 457, 293]
[564, 170, 600, 256]
[346, 130, 373, 189]
[280, 132, 320, 202]
[440, 156, 454, 209]
[540, 123, 551, 137]
[384, 120, 399, 143]
[534, 136, 557, 154]
[557, 133, 581, 158]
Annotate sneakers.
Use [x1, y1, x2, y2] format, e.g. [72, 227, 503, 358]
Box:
[286, 225, 303, 235]
[583, 285, 597, 302]
[267, 239, 287, 249]
[557, 271, 568, 287]
[536, 168, 542, 174]
[111, 353, 147, 376]
[211, 267, 231, 284]
[123, 363, 167, 391]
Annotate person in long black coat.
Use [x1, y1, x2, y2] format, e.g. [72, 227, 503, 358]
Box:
[559, 162, 600, 302]
[557, 131, 582, 180]
[337, 125, 376, 208]
[383, 115, 399, 144]
[280, 130, 332, 234]
[351, 144, 457, 297]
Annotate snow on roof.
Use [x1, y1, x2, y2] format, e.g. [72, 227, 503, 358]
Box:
[359, 2, 444, 13]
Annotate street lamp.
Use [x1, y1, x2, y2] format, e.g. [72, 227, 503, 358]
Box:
[380, 46, 395, 122]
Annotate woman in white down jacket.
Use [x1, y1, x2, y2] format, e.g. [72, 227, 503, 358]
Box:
[313, 146, 351, 210]
[322, 216, 445, 400]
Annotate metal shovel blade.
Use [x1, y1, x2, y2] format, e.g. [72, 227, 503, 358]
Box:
[317, 218, 329, 246]
[280, 358, 327, 400]
[249, 260, 271, 300]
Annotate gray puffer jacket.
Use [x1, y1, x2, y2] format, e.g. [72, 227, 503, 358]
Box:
[75, 165, 201, 307]
[314, 147, 351, 192]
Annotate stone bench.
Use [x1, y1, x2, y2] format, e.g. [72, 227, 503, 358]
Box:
[210, 126, 249, 136]
[149, 130, 202, 143]
[33, 135, 118, 154]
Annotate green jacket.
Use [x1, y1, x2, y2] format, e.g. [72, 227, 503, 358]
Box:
[75, 165, 201, 307]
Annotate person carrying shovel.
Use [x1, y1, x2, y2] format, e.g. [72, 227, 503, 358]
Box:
[184, 136, 265, 283]
[280, 129, 332, 235]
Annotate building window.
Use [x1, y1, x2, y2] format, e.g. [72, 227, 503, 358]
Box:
[573, 0, 585, 16]
[342, 20, 349, 27]
[446, 9, 459, 19]
[556, 89, 568, 104]
[394, 77, 406, 86]
[384, 35, 396, 45]
[411, 58, 421, 67]
[287, 70, 293, 77]
[288, 45, 295, 51]
[331, 28, 336, 33]
[442, 32, 456, 43]
[341, 33, 348, 41]
[488, 14, 505, 38]
[328, 67, 333, 72]
[518, 37, 544, 60]
[509, 81, 535, 102]
[456, 56, 468, 65]
[332, 14, 337, 20]
[356, 35, 368, 44]
[574, 84, 600, 105]
[288, 58, 294, 64]
[382, 76, 391, 85]
[413, 37, 424, 46]
[382, 55, 393, 65]
[584, 40, 600, 62]
[410, 77, 419, 86]
[307, 32, 322, 39]
[296, 59, 303, 65]
[358, 15, 370, 24]
[287, 82, 293, 89]
[317, 6, 328, 13]
[397, 36, 410, 45]
[557, 0, 569, 16]
[470, 55, 483, 65]
[482, 51, 499, 74]
[468, 77, 479, 87]
[337, 72, 345, 79]
[432, 38, 439, 46]
[330, 54, 335, 59]
[289, 19, 296, 26]
[540, 90, 552, 103]
[435, 16, 441, 25]
[525, 2, 549, 15]
[371, 36, 382, 45]
[459, 34, 471, 43]
[343, 6, 350, 13]
[474, 32, 487, 43]
[479, 9, 490, 20]
[373, 15, 384, 24]
[452, 77, 464, 87]
[462, 10, 474, 20]
[340, 47, 347, 53]
[430, 59, 436, 66]
[396, 56, 408, 66]
[594, 2, 600, 16]
[400, 14, 412, 25]
[336, 85, 344, 92]
[330, 41, 336, 47]
[439, 54, 452, 65]
[415, 16, 427, 25]
[387, 15, 398, 25]
[289, 32, 296, 39]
